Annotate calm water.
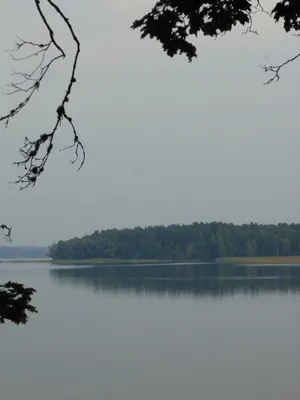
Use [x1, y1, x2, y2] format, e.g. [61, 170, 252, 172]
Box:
[0, 261, 300, 400]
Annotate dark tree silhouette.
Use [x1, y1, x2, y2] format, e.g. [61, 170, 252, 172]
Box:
[132, 0, 300, 84]
[0, 282, 37, 325]
[0, 225, 38, 325]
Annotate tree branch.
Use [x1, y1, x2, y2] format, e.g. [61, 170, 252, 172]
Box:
[262, 51, 300, 84]
[0, 224, 12, 242]
[0, 0, 84, 190]
[132, 0, 300, 83]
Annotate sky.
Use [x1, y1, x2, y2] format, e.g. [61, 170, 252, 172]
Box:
[0, 0, 300, 246]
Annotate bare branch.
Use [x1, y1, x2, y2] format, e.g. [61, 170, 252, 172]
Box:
[249, 1, 300, 84]
[34, 0, 65, 56]
[242, 0, 272, 35]
[254, 0, 272, 16]
[0, 0, 84, 189]
[262, 51, 300, 84]
[0, 225, 12, 243]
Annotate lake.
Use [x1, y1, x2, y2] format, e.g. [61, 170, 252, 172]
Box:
[0, 261, 300, 400]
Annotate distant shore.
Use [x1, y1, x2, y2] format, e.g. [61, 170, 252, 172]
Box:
[2, 256, 300, 266]
[0, 258, 179, 265]
[51, 258, 188, 265]
[54, 256, 300, 266]
[0, 258, 51, 263]
[217, 256, 300, 265]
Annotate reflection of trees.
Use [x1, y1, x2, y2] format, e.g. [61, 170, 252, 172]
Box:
[49, 263, 300, 299]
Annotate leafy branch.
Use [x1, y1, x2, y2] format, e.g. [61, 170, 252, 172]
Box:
[132, 0, 300, 84]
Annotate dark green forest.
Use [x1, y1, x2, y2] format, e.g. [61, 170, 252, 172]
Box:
[48, 222, 300, 261]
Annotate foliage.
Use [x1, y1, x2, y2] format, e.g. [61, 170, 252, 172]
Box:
[0, 211, 37, 326]
[0, 282, 37, 324]
[132, 0, 300, 83]
[49, 222, 300, 261]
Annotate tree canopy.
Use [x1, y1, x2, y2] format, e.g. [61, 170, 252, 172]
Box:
[49, 222, 300, 261]
[132, 0, 300, 83]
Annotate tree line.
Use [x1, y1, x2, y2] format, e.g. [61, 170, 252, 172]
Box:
[48, 222, 300, 261]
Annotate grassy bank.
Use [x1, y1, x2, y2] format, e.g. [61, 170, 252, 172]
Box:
[0, 258, 202, 265]
[3, 256, 300, 266]
[51, 258, 174, 265]
[217, 256, 300, 265]
[0, 258, 51, 263]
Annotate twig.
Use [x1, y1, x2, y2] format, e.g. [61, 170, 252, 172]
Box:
[262, 51, 300, 84]
[0, 0, 84, 189]
[0, 225, 12, 242]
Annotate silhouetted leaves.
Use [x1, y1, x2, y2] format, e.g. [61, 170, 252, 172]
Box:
[132, 1, 252, 61]
[0, 282, 37, 324]
[272, 1, 300, 32]
[132, 0, 300, 74]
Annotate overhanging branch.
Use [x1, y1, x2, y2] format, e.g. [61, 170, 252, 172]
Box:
[0, 0, 85, 190]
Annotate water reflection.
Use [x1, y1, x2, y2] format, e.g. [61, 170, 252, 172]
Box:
[49, 262, 300, 299]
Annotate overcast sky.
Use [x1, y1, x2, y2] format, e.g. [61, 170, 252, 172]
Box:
[0, 0, 300, 246]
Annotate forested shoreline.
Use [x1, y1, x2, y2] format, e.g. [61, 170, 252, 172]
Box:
[48, 222, 300, 261]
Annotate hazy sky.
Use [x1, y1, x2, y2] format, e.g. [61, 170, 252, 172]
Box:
[0, 0, 300, 246]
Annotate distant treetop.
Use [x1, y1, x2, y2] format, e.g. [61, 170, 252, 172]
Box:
[49, 221, 300, 261]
